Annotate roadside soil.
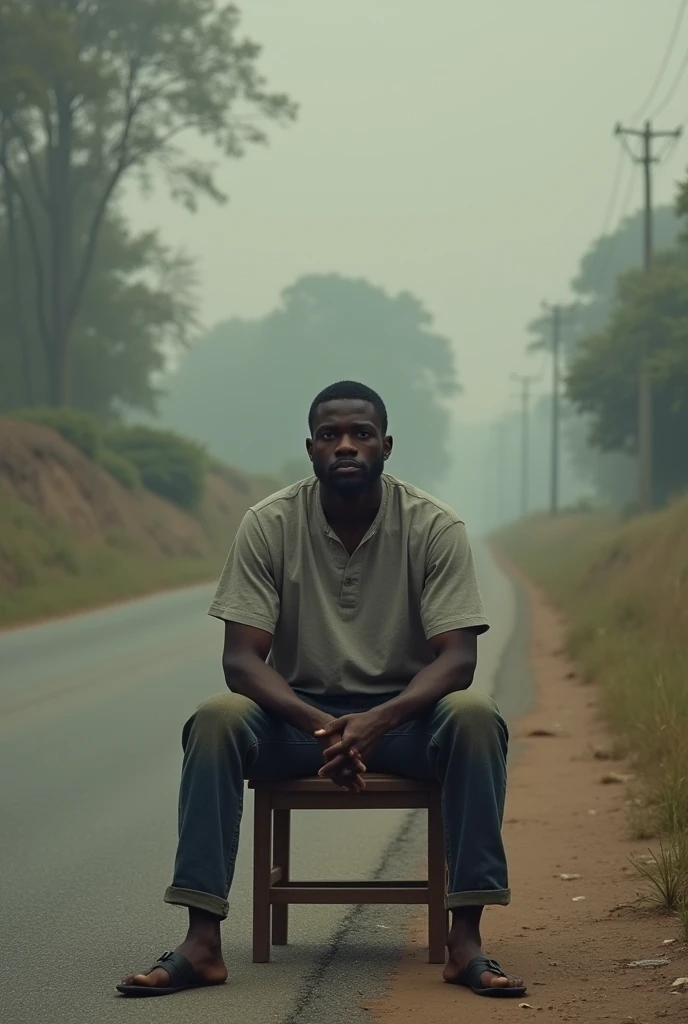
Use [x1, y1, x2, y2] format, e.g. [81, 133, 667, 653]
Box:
[369, 560, 688, 1023]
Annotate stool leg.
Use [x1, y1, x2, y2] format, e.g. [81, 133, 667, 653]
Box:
[252, 789, 272, 963]
[427, 791, 448, 964]
[271, 809, 291, 945]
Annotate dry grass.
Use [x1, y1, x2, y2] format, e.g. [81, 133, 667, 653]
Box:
[496, 499, 688, 937]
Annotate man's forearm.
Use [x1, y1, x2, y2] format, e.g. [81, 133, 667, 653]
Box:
[374, 652, 476, 730]
[224, 654, 329, 734]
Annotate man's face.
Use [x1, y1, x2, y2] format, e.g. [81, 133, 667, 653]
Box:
[307, 399, 392, 496]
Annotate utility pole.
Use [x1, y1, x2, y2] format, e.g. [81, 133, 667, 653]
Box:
[490, 418, 507, 528]
[541, 302, 573, 516]
[511, 374, 536, 518]
[614, 119, 682, 511]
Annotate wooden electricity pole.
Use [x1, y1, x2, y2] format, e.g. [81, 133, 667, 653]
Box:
[511, 374, 536, 518]
[614, 120, 681, 511]
[541, 302, 574, 516]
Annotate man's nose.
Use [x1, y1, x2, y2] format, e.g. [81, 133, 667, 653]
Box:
[335, 434, 358, 455]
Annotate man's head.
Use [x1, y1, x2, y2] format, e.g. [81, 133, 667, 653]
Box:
[306, 381, 393, 496]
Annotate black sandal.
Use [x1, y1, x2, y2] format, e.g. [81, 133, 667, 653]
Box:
[116, 950, 224, 998]
[454, 955, 527, 998]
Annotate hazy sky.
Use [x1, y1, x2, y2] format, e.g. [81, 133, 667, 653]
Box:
[125, 0, 687, 424]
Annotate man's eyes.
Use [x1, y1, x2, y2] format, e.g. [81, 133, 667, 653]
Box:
[320, 430, 370, 440]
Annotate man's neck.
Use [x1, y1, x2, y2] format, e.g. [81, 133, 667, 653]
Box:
[319, 478, 383, 529]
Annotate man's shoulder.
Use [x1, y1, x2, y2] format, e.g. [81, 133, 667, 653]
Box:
[250, 476, 316, 520]
[384, 475, 464, 531]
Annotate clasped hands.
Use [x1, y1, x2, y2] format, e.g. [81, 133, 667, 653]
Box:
[314, 709, 390, 792]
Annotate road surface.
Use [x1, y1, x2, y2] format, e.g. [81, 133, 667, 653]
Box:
[0, 540, 525, 1024]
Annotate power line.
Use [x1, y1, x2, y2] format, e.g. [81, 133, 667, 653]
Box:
[599, 146, 627, 239]
[650, 45, 688, 119]
[630, 0, 688, 123]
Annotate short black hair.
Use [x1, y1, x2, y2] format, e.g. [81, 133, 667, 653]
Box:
[308, 381, 388, 434]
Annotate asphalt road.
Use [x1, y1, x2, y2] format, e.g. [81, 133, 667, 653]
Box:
[0, 539, 523, 1024]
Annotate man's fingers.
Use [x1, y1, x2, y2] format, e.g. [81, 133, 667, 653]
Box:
[314, 716, 349, 739]
[318, 753, 350, 775]
[322, 739, 346, 761]
[319, 754, 366, 779]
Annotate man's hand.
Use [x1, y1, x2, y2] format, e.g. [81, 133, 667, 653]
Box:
[316, 727, 366, 791]
[314, 709, 391, 786]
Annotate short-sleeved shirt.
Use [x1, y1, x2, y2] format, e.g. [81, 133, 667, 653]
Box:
[209, 474, 489, 696]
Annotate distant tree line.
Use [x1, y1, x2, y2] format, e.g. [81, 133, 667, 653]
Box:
[158, 274, 462, 491]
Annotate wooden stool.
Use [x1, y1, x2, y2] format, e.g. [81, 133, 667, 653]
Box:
[248, 774, 447, 964]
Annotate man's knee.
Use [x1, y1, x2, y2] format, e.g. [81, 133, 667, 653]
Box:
[184, 692, 259, 748]
[438, 690, 504, 738]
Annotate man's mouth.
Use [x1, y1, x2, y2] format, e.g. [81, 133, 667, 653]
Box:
[332, 462, 363, 475]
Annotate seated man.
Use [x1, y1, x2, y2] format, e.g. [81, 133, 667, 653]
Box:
[118, 380, 526, 1000]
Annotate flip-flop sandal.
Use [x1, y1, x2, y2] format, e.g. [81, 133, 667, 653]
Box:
[454, 955, 527, 998]
[116, 949, 223, 998]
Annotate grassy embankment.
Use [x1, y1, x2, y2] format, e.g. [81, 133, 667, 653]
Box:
[495, 501, 688, 933]
[0, 415, 280, 628]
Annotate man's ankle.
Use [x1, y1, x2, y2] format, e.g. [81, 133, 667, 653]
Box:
[186, 909, 223, 950]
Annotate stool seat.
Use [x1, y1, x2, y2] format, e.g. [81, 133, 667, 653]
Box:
[250, 773, 433, 792]
[249, 772, 447, 965]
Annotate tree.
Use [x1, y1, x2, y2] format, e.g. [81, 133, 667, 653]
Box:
[524, 206, 680, 506]
[0, 0, 296, 405]
[159, 274, 461, 490]
[0, 192, 198, 419]
[567, 255, 688, 506]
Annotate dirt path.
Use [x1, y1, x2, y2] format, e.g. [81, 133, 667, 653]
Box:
[369, 562, 688, 1023]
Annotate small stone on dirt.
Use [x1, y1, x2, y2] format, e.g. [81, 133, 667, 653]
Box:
[528, 728, 559, 737]
[572, 896, 586, 901]
[600, 771, 634, 785]
[558, 873, 581, 880]
[627, 958, 670, 969]
[671, 977, 688, 991]
[593, 746, 613, 760]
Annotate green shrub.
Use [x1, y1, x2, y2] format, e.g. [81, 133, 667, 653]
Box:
[105, 425, 206, 509]
[12, 407, 102, 459]
[99, 448, 141, 491]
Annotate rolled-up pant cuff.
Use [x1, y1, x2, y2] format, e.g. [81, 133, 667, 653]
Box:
[446, 888, 511, 909]
[164, 886, 229, 919]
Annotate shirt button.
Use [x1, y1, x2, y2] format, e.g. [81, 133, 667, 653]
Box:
[344, 576, 352, 585]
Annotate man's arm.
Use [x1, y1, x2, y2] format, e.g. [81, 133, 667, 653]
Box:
[315, 630, 477, 771]
[373, 518, 486, 729]
[222, 621, 330, 734]
[367, 628, 478, 731]
[224, 622, 366, 790]
[317, 519, 487, 773]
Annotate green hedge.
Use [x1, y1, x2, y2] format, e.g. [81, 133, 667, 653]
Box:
[99, 448, 140, 491]
[105, 425, 206, 509]
[13, 407, 101, 460]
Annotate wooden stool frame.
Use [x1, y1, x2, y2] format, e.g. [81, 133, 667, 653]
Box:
[249, 774, 448, 964]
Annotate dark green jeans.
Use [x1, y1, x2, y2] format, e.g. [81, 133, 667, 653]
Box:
[164, 689, 511, 918]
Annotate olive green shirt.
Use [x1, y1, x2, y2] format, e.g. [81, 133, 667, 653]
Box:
[209, 474, 489, 696]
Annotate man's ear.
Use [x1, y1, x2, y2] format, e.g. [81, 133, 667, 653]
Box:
[383, 435, 393, 461]
[306, 438, 313, 462]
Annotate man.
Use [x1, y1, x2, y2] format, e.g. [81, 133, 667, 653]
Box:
[118, 380, 526, 999]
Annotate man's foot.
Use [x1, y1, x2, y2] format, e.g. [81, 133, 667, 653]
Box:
[120, 938, 228, 992]
[443, 920, 525, 995]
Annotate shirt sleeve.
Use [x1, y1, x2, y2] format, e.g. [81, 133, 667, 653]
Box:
[208, 510, 280, 632]
[420, 521, 490, 639]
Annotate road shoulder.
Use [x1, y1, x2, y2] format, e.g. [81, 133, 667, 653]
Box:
[367, 556, 688, 1023]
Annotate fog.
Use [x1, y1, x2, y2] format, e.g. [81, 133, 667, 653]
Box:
[121, 0, 685, 531]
